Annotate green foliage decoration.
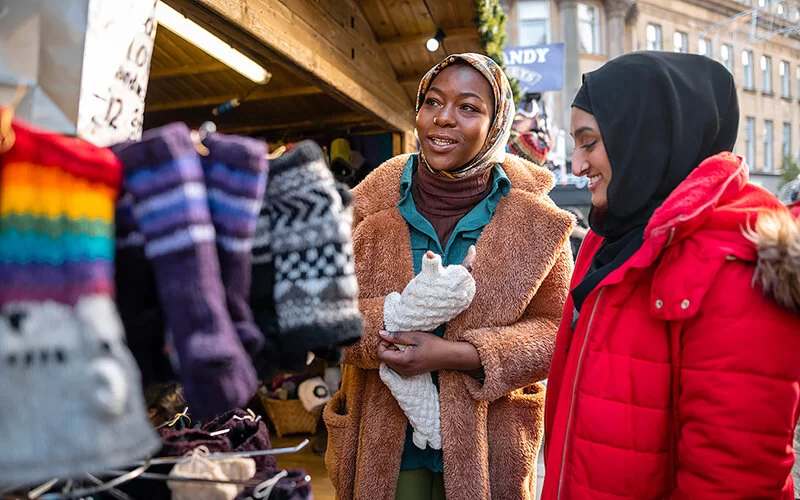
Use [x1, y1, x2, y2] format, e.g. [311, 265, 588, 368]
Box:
[473, 0, 524, 104]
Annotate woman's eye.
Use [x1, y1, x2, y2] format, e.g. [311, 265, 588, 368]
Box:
[461, 104, 477, 112]
[425, 98, 440, 106]
[582, 141, 597, 150]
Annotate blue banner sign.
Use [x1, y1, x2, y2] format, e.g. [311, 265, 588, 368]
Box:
[502, 43, 565, 93]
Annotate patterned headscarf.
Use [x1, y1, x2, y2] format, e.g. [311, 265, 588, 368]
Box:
[416, 53, 515, 179]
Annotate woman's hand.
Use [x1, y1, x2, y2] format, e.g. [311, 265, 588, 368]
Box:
[377, 330, 483, 377]
[423, 245, 476, 273]
[379, 246, 481, 377]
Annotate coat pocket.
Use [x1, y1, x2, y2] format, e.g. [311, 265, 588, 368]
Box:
[507, 382, 546, 446]
[323, 389, 358, 497]
[487, 382, 547, 500]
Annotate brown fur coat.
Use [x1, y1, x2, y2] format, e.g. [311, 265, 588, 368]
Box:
[323, 154, 575, 500]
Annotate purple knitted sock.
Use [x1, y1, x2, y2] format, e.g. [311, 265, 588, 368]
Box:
[112, 188, 173, 387]
[115, 122, 257, 419]
[202, 134, 268, 355]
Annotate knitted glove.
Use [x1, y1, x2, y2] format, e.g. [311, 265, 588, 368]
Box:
[379, 253, 476, 450]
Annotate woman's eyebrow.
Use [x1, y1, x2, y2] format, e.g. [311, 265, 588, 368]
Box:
[571, 125, 595, 138]
[428, 86, 485, 102]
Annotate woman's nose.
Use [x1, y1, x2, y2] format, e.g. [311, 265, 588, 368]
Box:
[572, 159, 589, 176]
[435, 107, 456, 127]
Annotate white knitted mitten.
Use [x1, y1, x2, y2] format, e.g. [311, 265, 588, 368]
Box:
[383, 253, 476, 333]
[379, 253, 476, 450]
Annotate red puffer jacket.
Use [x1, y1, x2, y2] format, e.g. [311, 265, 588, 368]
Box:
[543, 152, 800, 499]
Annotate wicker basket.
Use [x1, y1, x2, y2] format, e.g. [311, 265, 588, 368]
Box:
[261, 396, 321, 438]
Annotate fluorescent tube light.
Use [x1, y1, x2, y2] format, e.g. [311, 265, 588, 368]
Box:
[155, 2, 270, 84]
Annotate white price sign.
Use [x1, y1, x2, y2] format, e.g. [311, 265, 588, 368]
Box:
[77, 0, 158, 146]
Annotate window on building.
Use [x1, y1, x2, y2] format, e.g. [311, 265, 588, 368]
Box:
[758, 0, 766, 7]
[673, 31, 688, 53]
[721, 44, 734, 73]
[761, 55, 772, 93]
[745, 117, 756, 170]
[699, 38, 712, 57]
[518, 1, 551, 46]
[780, 61, 791, 97]
[796, 67, 800, 98]
[646, 24, 662, 51]
[578, 4, 601, 54]
[742, 50, 754, 89]
[764, 120, 774, 172]
[783, 122, 792, 163]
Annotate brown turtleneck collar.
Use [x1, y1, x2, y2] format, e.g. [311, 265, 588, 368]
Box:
[411, 164, 494, 248]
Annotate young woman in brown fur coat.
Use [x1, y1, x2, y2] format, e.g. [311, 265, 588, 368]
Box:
[323, 53, 575, 500]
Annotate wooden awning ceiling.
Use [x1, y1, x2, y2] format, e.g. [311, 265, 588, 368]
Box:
[145, 0, 483, 142]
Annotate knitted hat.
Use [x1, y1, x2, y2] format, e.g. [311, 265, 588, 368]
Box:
[235, 468, 312, 500]
[0, 117, 160, 485]
[118, 427, 231, 500]
[168, 446, 256, 500]
[251, 140, 362, 373]
[297, 376, 332, 412]
[202, 408, 277, 473]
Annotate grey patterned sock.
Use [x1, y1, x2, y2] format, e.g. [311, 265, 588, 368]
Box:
[259, 141, 362, 362]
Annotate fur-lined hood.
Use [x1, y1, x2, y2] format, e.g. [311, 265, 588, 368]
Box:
[748, 205, 800, 314]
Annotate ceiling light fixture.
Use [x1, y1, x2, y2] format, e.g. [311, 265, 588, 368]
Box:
[426, 29, 446, 52]
[155, 2, 270, 84]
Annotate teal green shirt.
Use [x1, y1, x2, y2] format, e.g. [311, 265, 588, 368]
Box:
[396, 155, 510, 472]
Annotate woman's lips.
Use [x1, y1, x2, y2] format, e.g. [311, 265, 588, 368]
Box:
[427, 136, 458, 153]
[588, 174, 602, 190]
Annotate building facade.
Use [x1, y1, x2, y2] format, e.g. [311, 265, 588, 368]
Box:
[502, 0, 800, 192]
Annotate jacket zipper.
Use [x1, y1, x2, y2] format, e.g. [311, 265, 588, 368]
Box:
[556, 288, 605, 500]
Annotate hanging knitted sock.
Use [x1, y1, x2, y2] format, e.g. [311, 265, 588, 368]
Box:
[112, 185, 174, 387]
[250, 198, 309, 378]
[201, 133, 268, 356]
[265, 141, 363, 359]
[114, 122, 257, 420]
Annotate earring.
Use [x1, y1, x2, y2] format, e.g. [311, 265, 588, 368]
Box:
[433, 116, 439, 125]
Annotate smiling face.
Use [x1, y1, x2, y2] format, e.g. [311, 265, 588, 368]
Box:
[570, 107, 612, 210]
[416, 64, 495, 172]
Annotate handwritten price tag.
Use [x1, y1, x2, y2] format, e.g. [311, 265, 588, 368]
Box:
[77, 0, 158, 146]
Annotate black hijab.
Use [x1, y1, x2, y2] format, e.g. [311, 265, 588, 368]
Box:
[570, 52, 739, 311]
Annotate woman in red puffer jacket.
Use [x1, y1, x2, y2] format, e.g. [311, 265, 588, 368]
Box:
[542, 51, 800, 499]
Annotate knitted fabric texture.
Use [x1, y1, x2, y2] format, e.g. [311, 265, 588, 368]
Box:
[115, 122, 257, 420]
[235, 469, 312, 500]
[201, 408, 277, 473]
[202, 133, 269, 355]
[0, 118, 160, 485]
[119, 426, 231, 500]
[507, 130, 550, 167]
[379, 253, 476, 450]
[113, 189, 173, 387]
[168, 447, 256, 500]
[251, 140, 362, 374]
